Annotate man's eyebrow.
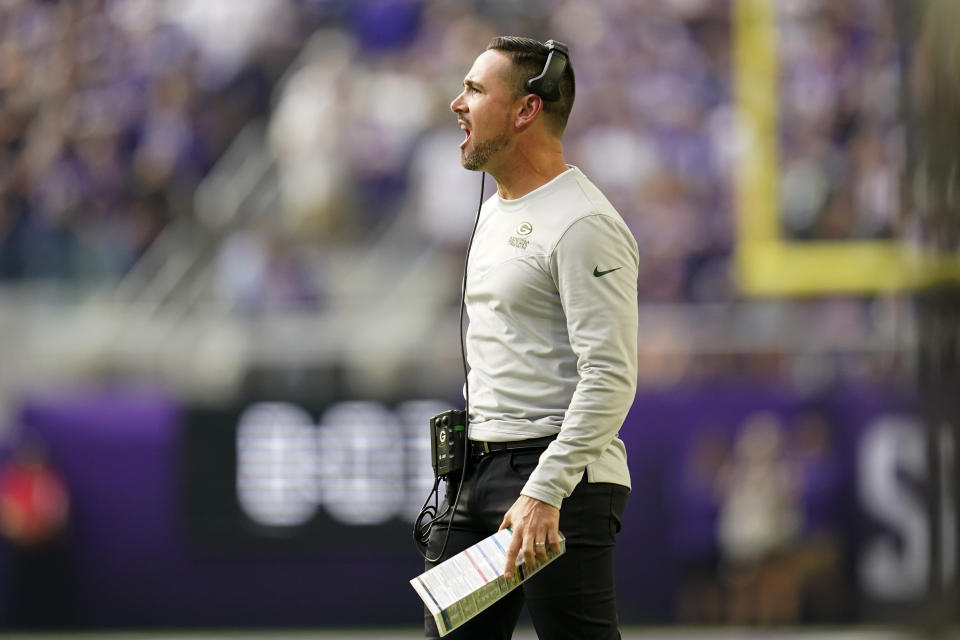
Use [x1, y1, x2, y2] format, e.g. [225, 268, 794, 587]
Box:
[463, 78, 484, 91]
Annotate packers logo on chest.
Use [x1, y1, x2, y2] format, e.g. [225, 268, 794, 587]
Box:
[508, 221, 533, 249]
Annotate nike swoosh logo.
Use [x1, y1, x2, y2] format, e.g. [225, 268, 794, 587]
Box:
[593, 266, 622, 277]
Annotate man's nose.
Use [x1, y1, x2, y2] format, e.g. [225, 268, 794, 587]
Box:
[450, 92, 466, 114]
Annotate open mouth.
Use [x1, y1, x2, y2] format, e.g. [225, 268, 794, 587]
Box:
[458, 120, 471, 149]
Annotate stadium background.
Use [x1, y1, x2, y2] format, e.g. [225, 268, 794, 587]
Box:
[0, 0, 957, 636]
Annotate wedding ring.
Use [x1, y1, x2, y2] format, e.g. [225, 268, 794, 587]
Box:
[535, 541, 546, 546]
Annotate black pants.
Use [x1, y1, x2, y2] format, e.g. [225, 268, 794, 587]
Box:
[424, 447, 629, 639]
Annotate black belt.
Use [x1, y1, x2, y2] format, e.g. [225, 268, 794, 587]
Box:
[470, 435, 557, 459]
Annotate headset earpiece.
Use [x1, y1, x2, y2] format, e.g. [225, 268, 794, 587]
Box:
[525, 39, 569, 102]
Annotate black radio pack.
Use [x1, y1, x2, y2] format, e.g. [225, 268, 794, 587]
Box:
[430, 409, 467, 478]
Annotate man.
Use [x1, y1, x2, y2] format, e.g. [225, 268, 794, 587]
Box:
[425, 36, 638, 639]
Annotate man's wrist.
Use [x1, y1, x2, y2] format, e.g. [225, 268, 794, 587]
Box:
[519, 488, 562, 510]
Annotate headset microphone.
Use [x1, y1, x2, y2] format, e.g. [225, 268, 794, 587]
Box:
[525, 39, 569, 102]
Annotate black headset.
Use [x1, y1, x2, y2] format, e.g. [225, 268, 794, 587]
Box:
[525, 39, 570, 102]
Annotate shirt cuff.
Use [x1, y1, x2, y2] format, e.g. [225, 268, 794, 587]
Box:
[520, 485, 564, 510]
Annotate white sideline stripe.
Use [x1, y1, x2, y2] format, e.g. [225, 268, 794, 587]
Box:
[0, 628, 940, 640]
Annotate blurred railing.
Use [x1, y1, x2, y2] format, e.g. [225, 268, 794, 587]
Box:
[0, 290, 915, 408]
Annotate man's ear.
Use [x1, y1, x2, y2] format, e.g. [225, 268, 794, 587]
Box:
[514, 94, 543, 131]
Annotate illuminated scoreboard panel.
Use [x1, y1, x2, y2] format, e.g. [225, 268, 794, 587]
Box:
[182, 399, 449, 545]
[732, 0, 960, 295]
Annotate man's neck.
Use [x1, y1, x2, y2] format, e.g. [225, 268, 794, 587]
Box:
[490, 142, 568, 200]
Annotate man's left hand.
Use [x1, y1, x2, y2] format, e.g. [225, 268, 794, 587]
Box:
[498, 495, 560, 578]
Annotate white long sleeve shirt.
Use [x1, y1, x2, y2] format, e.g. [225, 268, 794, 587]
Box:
[465, 166, 639, 509]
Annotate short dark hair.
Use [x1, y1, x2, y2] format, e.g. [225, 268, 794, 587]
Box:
[486, 36, 575, 136]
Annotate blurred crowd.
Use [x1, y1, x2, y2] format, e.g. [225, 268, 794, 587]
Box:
[778, 0, 904, 241]
[0, 0, 905, 302]
[0, 0, 304, 283]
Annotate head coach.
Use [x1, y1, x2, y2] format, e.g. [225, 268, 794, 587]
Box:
[423, 36, 640, 639]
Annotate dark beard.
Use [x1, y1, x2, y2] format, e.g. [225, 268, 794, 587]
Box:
[461, 134, 509, 171]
